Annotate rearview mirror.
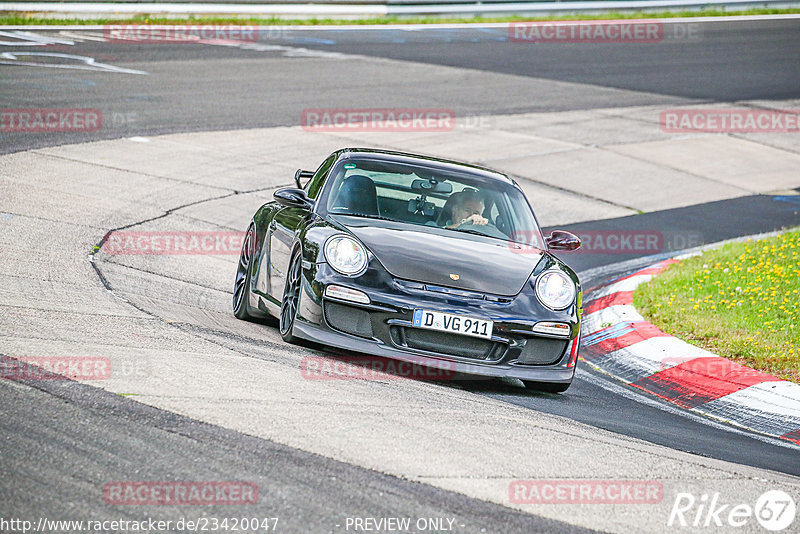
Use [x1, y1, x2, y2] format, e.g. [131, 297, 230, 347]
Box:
[546, 230, 582, 251]
[411, 179, 452, 194]
[294, 169, 314, 188]
[274, 187, 313, 210]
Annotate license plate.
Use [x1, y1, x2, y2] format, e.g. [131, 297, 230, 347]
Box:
[412, 309, 493, 340]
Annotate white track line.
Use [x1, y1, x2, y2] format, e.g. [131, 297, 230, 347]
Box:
[577, 367, 800, 450]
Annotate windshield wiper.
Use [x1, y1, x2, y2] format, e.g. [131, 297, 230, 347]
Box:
[452, 227, 488, 237]
[450, 227, 511, 244]
[331, 212, 397, 222]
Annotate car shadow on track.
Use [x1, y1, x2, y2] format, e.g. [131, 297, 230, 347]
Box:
[294, 339, 573, 398]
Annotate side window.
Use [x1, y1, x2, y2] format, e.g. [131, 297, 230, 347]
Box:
[489, 202, 499, 222]
[305, 154, 336, 200]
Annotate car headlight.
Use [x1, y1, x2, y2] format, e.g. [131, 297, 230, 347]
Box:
[535, 270, 576, 310]
[324, 235, 368, 276]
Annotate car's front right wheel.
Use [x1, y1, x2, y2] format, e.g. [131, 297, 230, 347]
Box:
[233, 224, 256, 320]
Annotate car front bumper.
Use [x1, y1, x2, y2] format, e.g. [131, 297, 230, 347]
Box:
[290, 263, 581, 383]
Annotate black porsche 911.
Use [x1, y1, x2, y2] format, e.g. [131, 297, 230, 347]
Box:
[233, 148, 583, 392]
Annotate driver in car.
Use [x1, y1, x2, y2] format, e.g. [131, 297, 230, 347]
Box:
[446, 190, 488, 229]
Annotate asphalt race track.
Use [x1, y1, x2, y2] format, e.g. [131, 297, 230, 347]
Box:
[1, 17, 799, 533]
[2, 18, 799, 154]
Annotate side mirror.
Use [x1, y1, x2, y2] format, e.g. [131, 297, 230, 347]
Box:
[274, 188, 313, 210]
[546, 230, 582, 251]
[295, 169, 314, 188]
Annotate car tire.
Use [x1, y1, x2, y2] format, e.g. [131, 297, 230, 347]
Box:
[523, 380, 571, 394]
[279, 248, 303, 344]
[233, 224, 257, 321]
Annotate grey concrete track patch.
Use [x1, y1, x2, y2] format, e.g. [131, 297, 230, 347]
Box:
[0, 366, 595, 534]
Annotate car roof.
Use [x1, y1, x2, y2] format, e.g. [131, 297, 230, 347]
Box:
[337, 148, 513, 184]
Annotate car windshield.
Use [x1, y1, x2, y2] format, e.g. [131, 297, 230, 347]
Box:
[322, 157, 544, 248]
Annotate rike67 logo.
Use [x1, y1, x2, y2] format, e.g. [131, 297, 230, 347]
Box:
[668, 490, 796, 531]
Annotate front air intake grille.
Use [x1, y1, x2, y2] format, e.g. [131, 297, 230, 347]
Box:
[324, 302, 373, 339]
[517, 336, 569, 365]
[392, 327, 505, 360]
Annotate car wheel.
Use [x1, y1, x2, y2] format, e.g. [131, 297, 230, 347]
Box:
[523, 380, 571, 393]
[233, 224, 256, 320]
[279, 249, 302, 344]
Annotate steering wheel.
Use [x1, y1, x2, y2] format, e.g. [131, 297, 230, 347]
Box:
[455, 219, 508, 240]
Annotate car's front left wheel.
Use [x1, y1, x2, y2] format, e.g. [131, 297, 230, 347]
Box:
[279, 249, 302, 344]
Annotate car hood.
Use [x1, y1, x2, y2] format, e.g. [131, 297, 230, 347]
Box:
[344, 223, 543, 296]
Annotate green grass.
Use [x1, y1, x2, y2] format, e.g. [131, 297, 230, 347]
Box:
[634, 230, 800, 382]
[1, 8, 799, 26]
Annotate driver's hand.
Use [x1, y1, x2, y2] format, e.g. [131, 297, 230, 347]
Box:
[462, 214, 488, 226]
[449, 214, 488, 228]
